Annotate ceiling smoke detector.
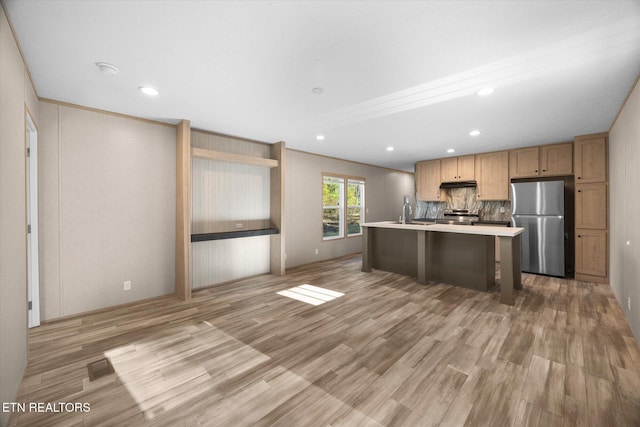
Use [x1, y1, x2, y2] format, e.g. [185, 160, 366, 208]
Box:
[95, 62, 119, 75]
[312, 87, 324, 94]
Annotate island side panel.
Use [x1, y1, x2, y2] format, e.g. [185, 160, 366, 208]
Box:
[426, 232, 495, 291]
[417, 230, 427, 284]
[509, 234, 522, 289]
[498, 234, 521, 305]
[362, 226, 372, 272]
[370, 227, 418, 277]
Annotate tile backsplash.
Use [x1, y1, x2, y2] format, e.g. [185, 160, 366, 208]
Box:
[415, 187, 511, 222]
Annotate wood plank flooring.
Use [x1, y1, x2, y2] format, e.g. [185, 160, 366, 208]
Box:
[10, 255, 640, 426]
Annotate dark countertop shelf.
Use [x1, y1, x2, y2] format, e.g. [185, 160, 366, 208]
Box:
[191, 228, 279, 242]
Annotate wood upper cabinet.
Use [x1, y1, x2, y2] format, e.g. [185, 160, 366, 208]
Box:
[457, 155, 475, 180]
[575, 136, 607, 183]
[576, 183, 607, 229]
[416, 160, 444, 201]
[476, 151, 509, 200]
[441, 155, 475, 182]
[540, 142, 573, 176]
[576, 229, 607, 278]
[509, 142, 572, 178]
[509, 147, 540, 178]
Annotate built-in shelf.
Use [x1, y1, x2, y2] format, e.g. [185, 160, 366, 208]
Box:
[191, 228, 279, 242]
[191, 147, 279, 168]
[176, 121, 285, 300]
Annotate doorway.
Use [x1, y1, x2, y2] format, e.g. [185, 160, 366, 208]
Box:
[26, 111, 40, 328]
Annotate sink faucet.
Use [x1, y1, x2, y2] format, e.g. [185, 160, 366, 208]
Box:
[401, 195, 412, 224]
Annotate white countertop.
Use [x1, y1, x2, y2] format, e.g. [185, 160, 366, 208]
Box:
[362, 221, 524, 237]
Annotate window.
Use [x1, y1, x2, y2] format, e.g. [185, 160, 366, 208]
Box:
[322, 175, 365, 240]
[322, 176, 344, 239]
[347, 178, 365, 236]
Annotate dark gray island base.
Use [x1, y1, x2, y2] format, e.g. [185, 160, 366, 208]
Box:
[362, 222, 524, 305]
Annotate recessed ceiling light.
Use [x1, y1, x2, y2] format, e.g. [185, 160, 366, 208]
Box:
[95, 62, 119, 75]
[312, 87, 324, 94]
[447, 148, 455, 153]
[469, 130, 481, 137]
[386, 146, 394, 152]
[316, 134, 325, 141]
[138, 86, 159, 96]
[477, 87, 494, 96]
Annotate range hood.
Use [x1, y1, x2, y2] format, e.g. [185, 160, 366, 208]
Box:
[439, 180, 477, 189]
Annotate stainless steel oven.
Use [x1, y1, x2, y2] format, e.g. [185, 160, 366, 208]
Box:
[435, 209, 479, 225]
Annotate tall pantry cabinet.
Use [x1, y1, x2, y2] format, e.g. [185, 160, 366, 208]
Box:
[574, 133, 608, 283]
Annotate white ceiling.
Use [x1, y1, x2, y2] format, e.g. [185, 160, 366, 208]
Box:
[5, 1, 640, 172]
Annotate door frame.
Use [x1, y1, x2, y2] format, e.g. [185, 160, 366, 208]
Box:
[26, 108, 40, 328]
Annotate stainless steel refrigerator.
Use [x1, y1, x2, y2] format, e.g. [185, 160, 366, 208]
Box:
[510, 180, 565, 277]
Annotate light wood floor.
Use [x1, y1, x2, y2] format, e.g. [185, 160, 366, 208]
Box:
[10, 255, 640, 426]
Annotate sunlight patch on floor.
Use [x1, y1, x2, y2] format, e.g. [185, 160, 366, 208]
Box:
[277, 284, 345, 306]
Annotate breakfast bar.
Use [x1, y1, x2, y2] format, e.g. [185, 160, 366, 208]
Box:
[361, 221, 524, 305]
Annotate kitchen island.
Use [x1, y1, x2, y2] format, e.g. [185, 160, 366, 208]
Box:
[361, 221, 524, 305]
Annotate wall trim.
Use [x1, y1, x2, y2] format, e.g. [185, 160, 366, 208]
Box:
[287, 147, 414, 175]
[191, 127, 273, 147]
[610, 71, 640, 132]
[38, 98, 178, 128]
[39, 293, 178, 325]
[1, 1, 38, 95]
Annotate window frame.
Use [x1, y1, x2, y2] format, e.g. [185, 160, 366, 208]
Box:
[321, 173, 366, 241]
[346, 178, 365, 237]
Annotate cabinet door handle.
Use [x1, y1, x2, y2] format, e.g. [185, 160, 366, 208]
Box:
[578, 190, 581, 192]
[577, 176, 582, 179]
[535, 170, 538, 173]
[578, 235, 582, 238]
[542, 169, 546, 172]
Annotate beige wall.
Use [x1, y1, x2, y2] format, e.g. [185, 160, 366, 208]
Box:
[38, 101, 176, 319]
[285, 149, 415, 268]
[0, 5, 32, 426]
[609, 76, 640, 340]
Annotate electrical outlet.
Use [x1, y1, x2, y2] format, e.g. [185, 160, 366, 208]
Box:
[315, 249, 319, 255]
[500, 206, 505, 213]
[124, 280, 131, 291]
[235, 223, 243, 229]
[628, 297, 631, 311]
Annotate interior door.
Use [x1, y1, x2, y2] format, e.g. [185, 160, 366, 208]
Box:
[26, 113, 40, 328]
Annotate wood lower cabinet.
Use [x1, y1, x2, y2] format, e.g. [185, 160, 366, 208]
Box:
[416, 160, 444, 201]
[575, 136, 607, 183]
[575, 183, 607, 229]
[476, 151, 509, 200]
[441, 155, 475, 182]
[575, 229, 607, 280]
